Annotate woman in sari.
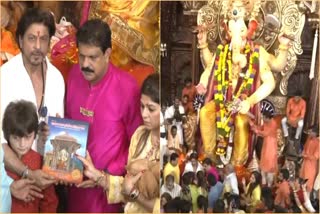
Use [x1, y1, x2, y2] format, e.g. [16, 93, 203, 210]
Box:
[77, 73, 160, 213]
[241, 171, 262, 213]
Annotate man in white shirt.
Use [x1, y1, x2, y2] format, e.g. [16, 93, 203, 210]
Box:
[1, 8, 65, 190]
[165, 97, 185, 144]
[183, 152, 204, 175]
[223, 164, 239, 195]
[160, 174, 182, 199]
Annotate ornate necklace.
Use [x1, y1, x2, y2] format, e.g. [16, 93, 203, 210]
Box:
[145, 135, 160, 160]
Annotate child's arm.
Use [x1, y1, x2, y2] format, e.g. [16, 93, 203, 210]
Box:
[4, 144, 56, 189]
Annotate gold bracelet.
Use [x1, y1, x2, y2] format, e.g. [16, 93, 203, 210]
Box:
[197, 43, 208, 49]
[278, 44, 289, 51]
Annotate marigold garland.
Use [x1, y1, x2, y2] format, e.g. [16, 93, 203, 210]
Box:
[213, 43, 259, 156]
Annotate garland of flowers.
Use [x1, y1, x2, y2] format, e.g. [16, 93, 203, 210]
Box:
[214, 43, 259, 156]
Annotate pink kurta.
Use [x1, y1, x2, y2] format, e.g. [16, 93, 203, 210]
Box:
[66, 63, 142, 212]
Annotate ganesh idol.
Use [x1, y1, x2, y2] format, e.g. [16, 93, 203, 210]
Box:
[196, 0, 292, 167]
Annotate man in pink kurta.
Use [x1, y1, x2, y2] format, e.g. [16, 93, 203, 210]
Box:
[65, 19, 142, 212]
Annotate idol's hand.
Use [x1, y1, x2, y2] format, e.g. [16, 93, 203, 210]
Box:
[197, 25, 208, 46]
[228, 98, 242, 114]
[239, 99, 250, 114]
[196, 83, 207, 95]
[278, 32, 292, 47]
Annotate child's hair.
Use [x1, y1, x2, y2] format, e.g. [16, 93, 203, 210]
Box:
[2, 100, 38, 143]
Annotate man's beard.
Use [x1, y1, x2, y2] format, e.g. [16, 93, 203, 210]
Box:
[24, 50, 45, 66]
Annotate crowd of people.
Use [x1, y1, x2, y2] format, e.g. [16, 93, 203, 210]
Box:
[160, 93, 319, 213]
[159, 0, 319, 212]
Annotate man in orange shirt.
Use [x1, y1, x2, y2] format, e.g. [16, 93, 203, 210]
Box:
[250, 111, 278, 187]
[281, 93, 306, 141]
